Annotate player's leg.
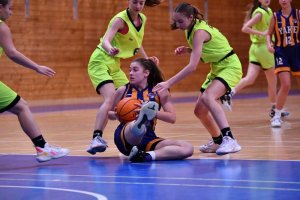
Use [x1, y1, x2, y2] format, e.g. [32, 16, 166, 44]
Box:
[124, 101, 159, 145]
[87, 83, 114, 154]
[194, 93, 222, 153]
[8, 98, 69, 162]
[233, 63, 260, 94]
[271, 72, 291, 127]
[129, 139, 193, 163]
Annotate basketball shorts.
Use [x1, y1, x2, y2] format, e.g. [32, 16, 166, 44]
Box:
[88, 48, 129, 93]
[274, 45, 300, 76]
[0, 81, 20, 113]
[201, 53, 243, 92]
[114, 123, 164, 156]
[249, 43, 274, 70]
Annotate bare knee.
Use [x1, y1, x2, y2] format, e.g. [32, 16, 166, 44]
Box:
[194, 99, 208, 119]
[9, 98, 30, 115]
[181, 142, 194, 158]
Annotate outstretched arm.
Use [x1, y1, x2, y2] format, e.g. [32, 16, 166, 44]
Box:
[0, 23, 55, 77]
[153, 29, 208, 92]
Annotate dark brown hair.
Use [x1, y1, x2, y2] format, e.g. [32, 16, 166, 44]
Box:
[133, 58, 165, 87]
[145, 0, 161, 7]
[245, 0, 261, 21]
[171, 2, 204, 30]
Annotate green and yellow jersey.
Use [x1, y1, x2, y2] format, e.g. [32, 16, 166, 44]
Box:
[98, 9, 146, 59]
[185, 19, 233, 63]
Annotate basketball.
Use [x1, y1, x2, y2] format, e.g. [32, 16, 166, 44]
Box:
[116, 97, 142, 123]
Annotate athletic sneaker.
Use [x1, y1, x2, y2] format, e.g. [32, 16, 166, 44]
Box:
[216, 136, 241, 155]
[35, 143, 69, 163]
[86, 136, 108, 155]
[219, 92, 233, 111]
[271, 116, 282, 128]
[199, 141, 220, 153]
[269, 105, 290, 118]
[128, 146, 146, 163]
[131, 101, 158, 136]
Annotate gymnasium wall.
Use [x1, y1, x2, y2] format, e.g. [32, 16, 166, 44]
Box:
[0, 0, 299, 100]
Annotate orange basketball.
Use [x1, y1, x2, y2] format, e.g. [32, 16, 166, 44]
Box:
[116, 97, 142, 123]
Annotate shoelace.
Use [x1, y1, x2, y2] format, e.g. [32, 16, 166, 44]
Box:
[95, 137, 108, 145]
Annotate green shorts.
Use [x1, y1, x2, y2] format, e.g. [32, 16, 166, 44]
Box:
[201, 54, 243, 91]
[0, 81, 20, 113]
[88, 48, 129, 93]
[249, 43, 274, 69]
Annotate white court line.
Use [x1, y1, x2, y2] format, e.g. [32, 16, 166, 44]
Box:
[0, 178, 299, 192]
[0, 173, 299, 185]
[0, 185, 107, 200]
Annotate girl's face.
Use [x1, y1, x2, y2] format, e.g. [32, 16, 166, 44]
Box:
[0, 0, 12, 21]
[172, 12, 193, 30]
[129, 61, 149, 86]
[128, 0, 146, 13]
[279, 0, 292, 8]
[259, 0, 271, 7]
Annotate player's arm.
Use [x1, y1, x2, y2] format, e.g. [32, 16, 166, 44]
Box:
[156, 90, 176, 124]
[0, 23, 55, 77]
[153, 29, 205, 92]
[101, 18, 124, 56]
[266, 15, 275, 53]
[138, 45, 159, 66]
[108, 86, 126, 120]
[241, 12, 266, 36]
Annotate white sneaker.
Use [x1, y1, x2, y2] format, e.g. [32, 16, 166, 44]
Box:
[131, 101, 158, 136]
[271, 116, 282, 128]
[35, 143, 69, 163]
[199, 141, 220, 153]
[269, 105, 291, 118]
[216, 136, 241, 155]
[219, 92, 233, 111]
[86, 136, 108, 155]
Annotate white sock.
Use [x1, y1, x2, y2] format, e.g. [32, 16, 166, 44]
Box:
[275, 109, 282, 117]
[147, 151, 156, 161]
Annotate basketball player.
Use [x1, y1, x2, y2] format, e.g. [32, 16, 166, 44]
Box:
[153, 2, 242, 155]
[86, 0, 161, 155]
[267, 0, 300, 127]
[0, 0, 69, 162]
[108, 58, 193, 162]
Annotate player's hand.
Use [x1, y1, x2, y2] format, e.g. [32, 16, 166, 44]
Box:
[108, 46, 119, 56]
[267, 43, 275, 53]
[148, 56, 159, 66]
[175, 46, 191, 55]
[36, 65, 56, 77]
[153, 81, 170, 93]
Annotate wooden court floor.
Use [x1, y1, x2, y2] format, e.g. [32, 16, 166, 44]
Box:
[1, 92, 300, 161]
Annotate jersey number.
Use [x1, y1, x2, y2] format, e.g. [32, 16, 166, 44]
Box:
[276, 57, 283, 65]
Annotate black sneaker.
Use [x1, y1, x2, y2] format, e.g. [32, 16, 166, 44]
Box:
[220, 92, 232, 111]
[128, 146, 146, 163]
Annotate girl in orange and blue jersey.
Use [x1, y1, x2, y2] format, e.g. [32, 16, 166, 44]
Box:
[267, 0, 300, 127]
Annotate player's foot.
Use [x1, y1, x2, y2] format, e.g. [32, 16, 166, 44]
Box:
[128, 146, 146, 163]
[269, 105, 290, 118]
[216, 136, 241, 155]
[271, 116, 282, 128]
[86, 136, 108, 155]
[199, 141, 220, 153]
[220, 92, 233, 111]
[36, 143, 69, 162]
[131, 101, 158, 136]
